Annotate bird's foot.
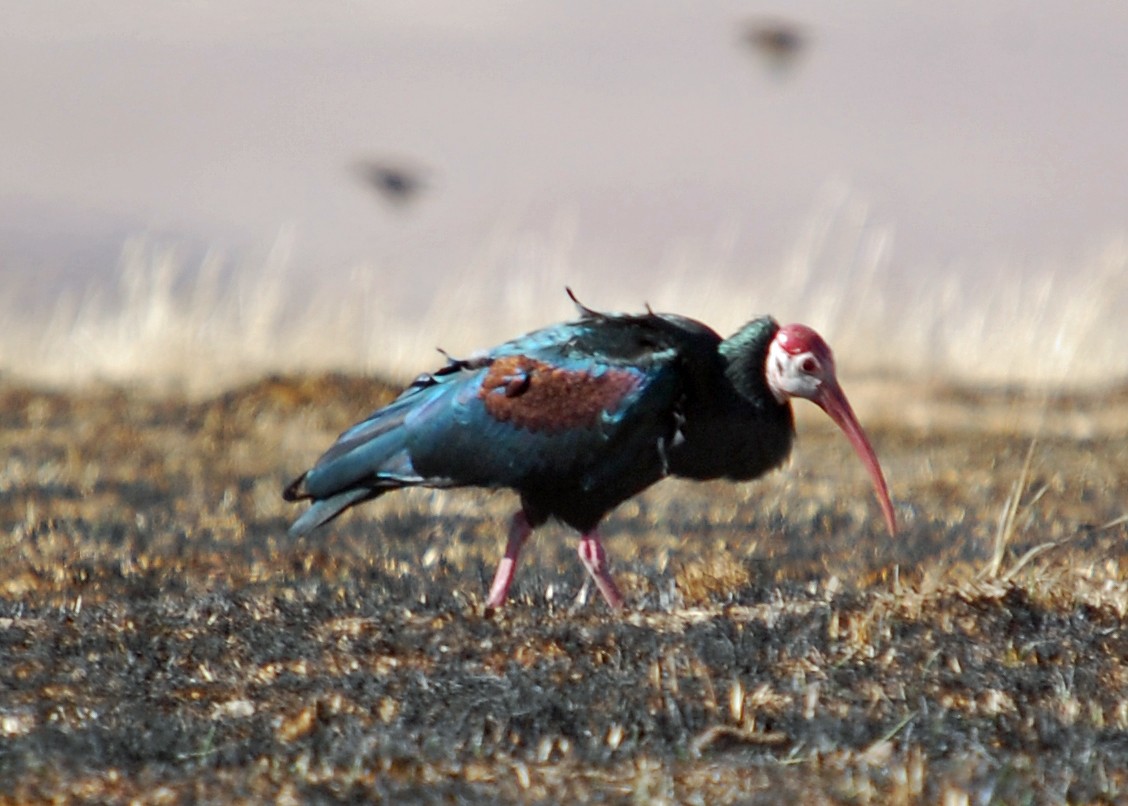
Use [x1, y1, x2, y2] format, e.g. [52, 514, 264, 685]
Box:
[577, 531, 625, 610]
[485, 510, 532, 609]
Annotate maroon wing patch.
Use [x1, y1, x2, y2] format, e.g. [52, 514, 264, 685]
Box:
[479, 355, 642, 433]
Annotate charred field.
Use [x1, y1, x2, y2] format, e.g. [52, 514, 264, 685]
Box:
[1, 373, 1127, 804]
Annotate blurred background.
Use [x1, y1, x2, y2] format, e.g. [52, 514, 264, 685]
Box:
[2, 1, 1126, 391]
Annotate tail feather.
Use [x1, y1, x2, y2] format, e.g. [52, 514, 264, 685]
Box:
[284, 388, 437, 537]
[282, 472, 309, 502]
[287, 487, 379, 538]
[301, 427, 421, 500]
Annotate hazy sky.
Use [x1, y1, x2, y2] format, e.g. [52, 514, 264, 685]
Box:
[4, 1, 1128, 295]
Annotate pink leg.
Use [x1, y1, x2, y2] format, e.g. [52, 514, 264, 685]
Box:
[577, 530, 625, 610]
[485, 511, 533, 608]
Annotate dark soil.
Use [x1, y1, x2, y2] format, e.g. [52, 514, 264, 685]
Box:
[1, 374, 1127, 804]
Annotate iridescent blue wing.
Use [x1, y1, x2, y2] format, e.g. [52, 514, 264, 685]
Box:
[285, 307, 722, 535]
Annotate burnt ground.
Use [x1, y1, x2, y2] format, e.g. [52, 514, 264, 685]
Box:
[1, 373, 1127, 804]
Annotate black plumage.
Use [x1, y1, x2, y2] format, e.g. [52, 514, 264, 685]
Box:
[284, 293, 895, 610]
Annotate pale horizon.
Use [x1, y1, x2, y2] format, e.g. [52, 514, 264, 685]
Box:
[3, 2, 1126, 389]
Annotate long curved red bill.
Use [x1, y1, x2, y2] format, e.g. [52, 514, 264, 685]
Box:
[813, 380, 897, 537]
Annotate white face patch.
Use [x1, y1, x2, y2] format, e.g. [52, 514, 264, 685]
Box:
[766, 340, 791, 403]
[766, 338, 827, 403]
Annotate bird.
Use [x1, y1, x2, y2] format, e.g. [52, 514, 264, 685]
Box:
[741, 17, 808, 76]
[352, 159, 426, 207]
[283, 291, 896, 610]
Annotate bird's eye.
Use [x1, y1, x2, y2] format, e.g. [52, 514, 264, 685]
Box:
[801, 357, 818, 373]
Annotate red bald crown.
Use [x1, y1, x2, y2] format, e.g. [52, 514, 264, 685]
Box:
[776, 323, 833, 359]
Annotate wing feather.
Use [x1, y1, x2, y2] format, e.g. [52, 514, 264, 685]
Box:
[285, 304, 726, 533]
